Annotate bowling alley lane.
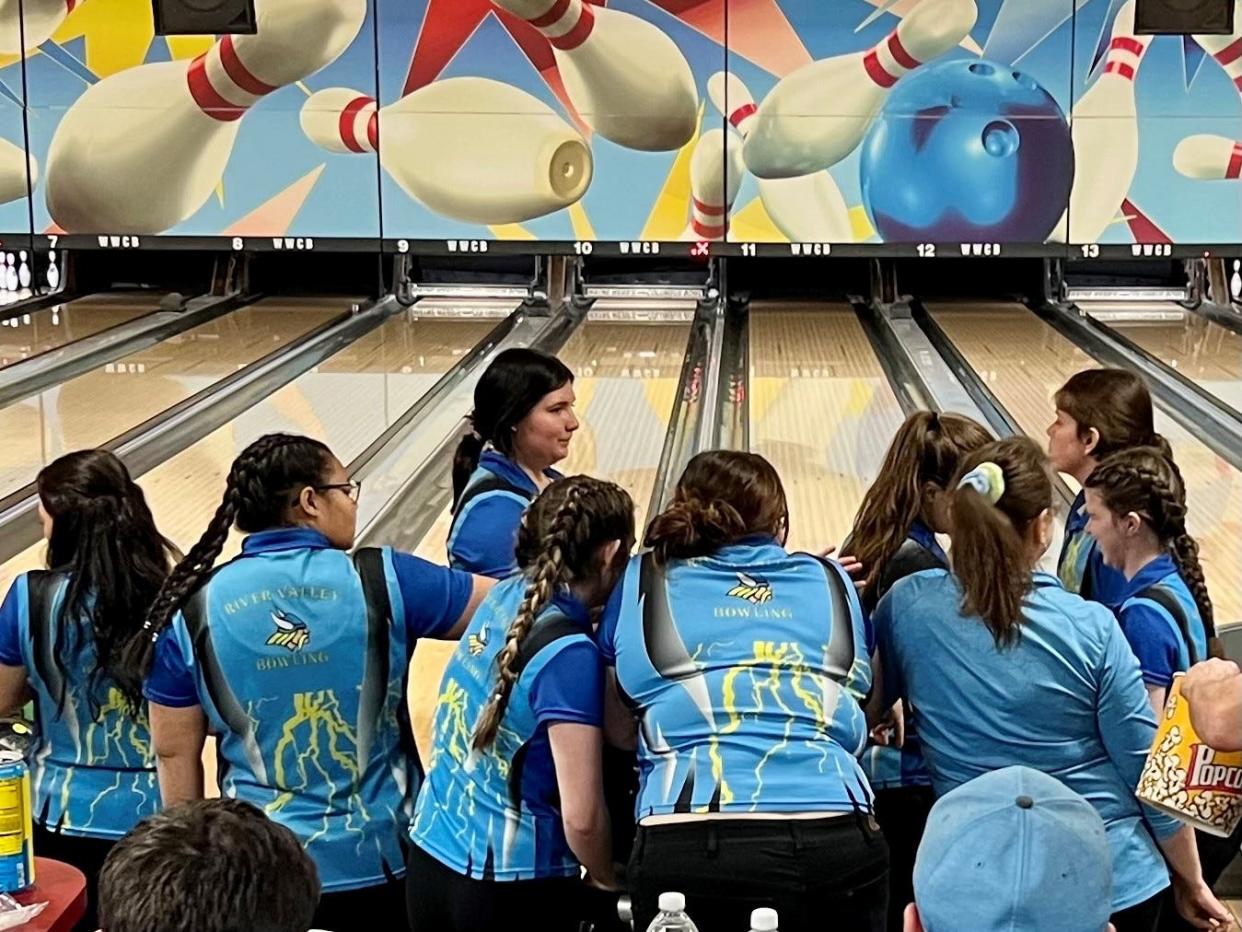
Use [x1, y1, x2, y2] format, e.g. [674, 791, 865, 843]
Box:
[929, 301, 1242, 625]
[0, 292, 165, 368]
[0, 311, 501, 597]
[749, 301, 907, 552]
[405, 310, 691, 759]
[0, 298, 343, 500]
[1091, 307, 1242, 416]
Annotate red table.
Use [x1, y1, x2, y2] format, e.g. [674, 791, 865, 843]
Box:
[13, 858, 86, 932]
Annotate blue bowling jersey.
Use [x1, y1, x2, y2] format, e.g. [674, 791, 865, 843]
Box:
[447, 450, 561, 579]
[143, 527, 472, 892]
[411, 579, 603, 881]
[875, 569, 1182, 912]
[1059, 490, 1124, 606]
[1114, 554, 1207, 689]
[599, 539, 873, 818]
[0, 572, 158, 839]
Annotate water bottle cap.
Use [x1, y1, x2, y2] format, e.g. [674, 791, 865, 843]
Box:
[751, 907, 779, 931]
[658, 892, 685, 913]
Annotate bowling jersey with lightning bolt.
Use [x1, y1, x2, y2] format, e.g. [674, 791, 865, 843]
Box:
[0, 572, 158, 839]
[1058, 490, 1124, 605]
[143, 528, 473, 892]
[599, 538, 873, 818]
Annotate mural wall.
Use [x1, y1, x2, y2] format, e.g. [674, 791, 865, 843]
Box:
[0, 0, 1239, 247]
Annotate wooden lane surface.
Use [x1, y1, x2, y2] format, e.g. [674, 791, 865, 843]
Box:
[0, 292, 164, 369]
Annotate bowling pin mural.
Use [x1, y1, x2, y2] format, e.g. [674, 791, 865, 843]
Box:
[44, 0, 367, 233]
[708, 72, 853, 243]
[0, 138, 36, 205]
[1057, 0, 1150, 243]
[299, 80, 592, 224]
[741, 0, 978, 179]
[1194, 4, 1242, 95]
[1173, 135, 1242, 180]
[488, 0, 697, 152]
[682, 128, 743, 241]
[0, 0, 81, 56]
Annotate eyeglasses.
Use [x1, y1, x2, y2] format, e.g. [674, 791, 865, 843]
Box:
[313, 480, 361, 503]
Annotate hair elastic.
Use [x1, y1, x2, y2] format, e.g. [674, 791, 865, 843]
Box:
[958, 462, 1006, 504]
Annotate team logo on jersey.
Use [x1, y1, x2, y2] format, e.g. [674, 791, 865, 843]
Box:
[266, 610, 310, 652]
[727, 572, 773, 604]
[467, 625, 489, 657]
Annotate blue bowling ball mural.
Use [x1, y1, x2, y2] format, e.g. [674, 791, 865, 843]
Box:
[860, 59, 1073, 242]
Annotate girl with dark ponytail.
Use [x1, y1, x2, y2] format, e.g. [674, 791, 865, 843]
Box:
[872, 437, 1232, 932]
[0, 449, 175, 929]
[846, 410, 990, 932]
[599, 450, 887, 932]
[409, 476, 633, 932]
[1048, 368, 1173, 604]
[447, 348, 577, 578]
[135, 433, 492, 931]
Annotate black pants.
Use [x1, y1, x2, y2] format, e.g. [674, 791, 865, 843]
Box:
[405, 841, 589, 932]
[629, 815, 889, 932]
[33, 823, 116, 932]
[1112, 891, 1164, 932]
[313, 875, 408, 931]
[872, 786, 935, 932]
[1154, 820, 1242, 932]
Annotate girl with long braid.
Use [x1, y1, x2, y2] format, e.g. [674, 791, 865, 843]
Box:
[1083, 447, 1218, 716]
[408, 476, 634, 932]
[132, 433, 493, 930]
[0, 450, 175, 930]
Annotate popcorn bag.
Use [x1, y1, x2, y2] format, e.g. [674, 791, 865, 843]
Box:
[1137, 673, 1242, 838]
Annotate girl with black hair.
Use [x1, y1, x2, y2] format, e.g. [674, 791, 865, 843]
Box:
[0, 449, 177, 930]
[448, 347, 578, 578]
[133, 433, 493, 930]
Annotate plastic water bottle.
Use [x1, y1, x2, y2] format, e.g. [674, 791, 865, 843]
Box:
[644, 892, 699, 932]
[750, 907, 778, 931]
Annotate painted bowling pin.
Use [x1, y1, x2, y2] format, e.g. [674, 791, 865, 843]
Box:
[489, 0, 696, 151]
[1173, 134, 1242, 180]
[1057, 0, 1150, 243]
[45, 0, 366, 233]
[1194, 3, 1242, 93]
[0, 0, 81, 56]
[708, 72, 853, 243]
[682, 128, 743, 241]
[300, 80, 592, 224]
[0, 137, 36, 205]
[742, 0, 977, 179]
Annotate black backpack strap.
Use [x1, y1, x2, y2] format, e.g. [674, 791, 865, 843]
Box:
[24, 571, 65, 706]
[1136, 585, 1200, 667]
[353, 547, 420, 781]
[452, 473, 531, 517]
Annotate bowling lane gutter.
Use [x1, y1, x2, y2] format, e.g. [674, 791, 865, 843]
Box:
[0, 291, 252, 410]
[0, 296, 399, 565]
[0, 285, 72, 326]
[1029, 300, 1242, 475]
[1191, 300, 1242, 339]
[354, 299, 589, 553]
[910, 298, 1077, 513]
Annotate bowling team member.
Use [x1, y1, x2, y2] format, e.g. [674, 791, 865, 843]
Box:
[871, 437, 1232, 932]
[448, 348, 577, 578]
[1082, 447, 1215, 715]
[0, 450, 176, 931]
[846, 411, 990, 932]
[601, 451, 888, 932]
[1047, 368, 1170, 604]
[407, 476, 633, 932]
[133, 433, 493, 930]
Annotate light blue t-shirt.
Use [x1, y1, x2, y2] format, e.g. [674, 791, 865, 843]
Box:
[599, 539, 873, 818]
[0, 572, 158, 839]
[874, 569, 1180, 912]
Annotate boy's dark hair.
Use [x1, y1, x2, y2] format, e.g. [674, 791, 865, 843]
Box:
[98, 799, 319, 932]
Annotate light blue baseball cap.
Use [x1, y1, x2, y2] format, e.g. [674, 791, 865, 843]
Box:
[914, 766, 1113, 932]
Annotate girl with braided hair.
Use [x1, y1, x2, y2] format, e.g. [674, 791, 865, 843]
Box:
[1084, 447, 1216, 716]
[1047, 368, 1172, 606]
[408, 476, 634, 932]
[0, 450, 175, 930]
[600, 450, 887, 932]
[447, 348, 578, 578]
[133, 433, 492, 930]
